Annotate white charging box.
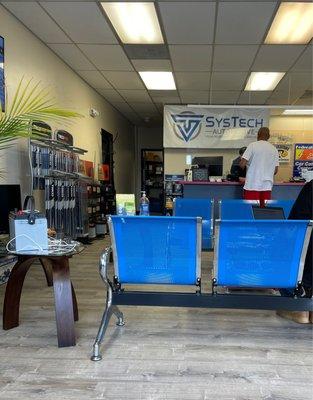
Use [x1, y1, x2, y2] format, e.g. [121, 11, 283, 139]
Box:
[9, 213, 48, 252]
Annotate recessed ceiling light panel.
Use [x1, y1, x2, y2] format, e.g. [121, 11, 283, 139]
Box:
[283, 109, 313, 115]
[245, 72, 285, 91]
[265, 2, 313, 44]
[139, 71, 176, 90]
[101, 2, 164, 44]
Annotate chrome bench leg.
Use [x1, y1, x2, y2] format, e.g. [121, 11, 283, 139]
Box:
[91, 247, 125, 361]
[91, 285, 113, 361]
[111, 305, 125, 326]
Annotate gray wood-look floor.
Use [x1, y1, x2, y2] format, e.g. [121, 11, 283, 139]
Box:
[0, 238, 312, 400]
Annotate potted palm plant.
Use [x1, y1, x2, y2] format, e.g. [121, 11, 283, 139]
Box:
[0, 77, 82, 147]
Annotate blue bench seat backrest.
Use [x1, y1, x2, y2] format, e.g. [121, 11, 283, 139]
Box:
[109, 216, 201, 285]
[215, 220, 310, 289]
[174, 198, 213, 250]
[220, 199, 295, 219]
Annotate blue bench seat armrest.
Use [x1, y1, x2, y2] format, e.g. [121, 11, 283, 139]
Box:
[298, 221, 313, 284]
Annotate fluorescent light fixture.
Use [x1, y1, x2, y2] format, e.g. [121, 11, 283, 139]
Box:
[245, 72, 285, 91]
[283, 109, 313, 115]
[265, 2, 313, 44]
[101, 2, 163, 44]
[139, 71, 176, 90]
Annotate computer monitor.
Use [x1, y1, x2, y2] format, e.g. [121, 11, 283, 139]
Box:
[192, 156, 223, 176]
[0, 185, 21, 234]
[252, 205, 285, 220]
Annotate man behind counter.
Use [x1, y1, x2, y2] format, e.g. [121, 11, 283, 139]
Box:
[230, 147, 247, 181]
[239, 127, 279, 207]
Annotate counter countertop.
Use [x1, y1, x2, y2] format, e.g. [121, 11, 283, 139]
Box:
[181, 181, 305, 186]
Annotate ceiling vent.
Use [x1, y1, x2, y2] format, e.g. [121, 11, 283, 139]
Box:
[123, 45, 169, 60]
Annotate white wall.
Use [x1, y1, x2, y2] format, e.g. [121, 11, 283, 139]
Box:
[0, 5, 135, 193]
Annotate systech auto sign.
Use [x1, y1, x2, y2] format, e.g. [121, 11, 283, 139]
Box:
[164, 106, 270, 149]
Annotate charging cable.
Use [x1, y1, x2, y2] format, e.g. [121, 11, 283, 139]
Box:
[6, 234, 78, 254]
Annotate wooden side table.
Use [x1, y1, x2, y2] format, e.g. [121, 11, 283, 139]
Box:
[3, 253, 80, 347]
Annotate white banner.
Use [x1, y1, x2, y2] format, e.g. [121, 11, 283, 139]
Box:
[163, 106, 270, 149]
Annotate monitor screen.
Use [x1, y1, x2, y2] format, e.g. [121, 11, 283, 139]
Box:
[192, 156, 223, 176]
[252, 206, 285, 220]
[0, 185, 21, 234]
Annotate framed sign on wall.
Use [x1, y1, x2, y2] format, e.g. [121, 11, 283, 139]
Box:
[293, 143, 313, 177]
[0, 36, 4, 111]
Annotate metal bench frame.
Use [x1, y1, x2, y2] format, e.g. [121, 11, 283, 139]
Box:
[91, 218, 313, 361]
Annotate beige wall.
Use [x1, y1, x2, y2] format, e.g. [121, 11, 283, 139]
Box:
[0, 5, 135, 192]
[164, 115, 313, 182]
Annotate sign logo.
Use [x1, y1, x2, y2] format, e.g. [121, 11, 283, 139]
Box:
[171, 111, 203, 142]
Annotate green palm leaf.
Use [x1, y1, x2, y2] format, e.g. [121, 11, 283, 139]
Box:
[0, 77, 83, 147]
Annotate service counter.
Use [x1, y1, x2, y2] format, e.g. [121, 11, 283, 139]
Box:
[182, 181, 305, 218]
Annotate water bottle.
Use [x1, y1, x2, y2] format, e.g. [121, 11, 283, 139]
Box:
[139, 191, 150, 216]
[117, 203, 124, 215]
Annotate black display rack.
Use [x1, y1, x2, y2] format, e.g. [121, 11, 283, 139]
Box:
[141, 149, 164, 214]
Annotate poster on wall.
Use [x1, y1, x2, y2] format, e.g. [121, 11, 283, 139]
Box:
[0, 36, 4, 112]
[293, 143, 313, 177]
[274, 143, 291, 163]
[163, 105, 270, 149]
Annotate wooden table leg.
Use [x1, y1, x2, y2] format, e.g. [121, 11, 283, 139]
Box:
[71, 283, 79, 322]
[39, 258, 53, 287]
[51, 257, 76, 347]
[3, 257, 35, 330]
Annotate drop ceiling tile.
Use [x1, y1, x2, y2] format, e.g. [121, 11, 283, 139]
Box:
[150, 95, 181, 104]
[213, 45, 258, 71]
[275, 72, 313, 94]
[132, 59, 172, 71]
[237, 91, 272, 105]
[40, 2, 117, 44]
[118, 90, 152, 103]
[294, 92, 313, 106]
[76, 70, 111, 89]
[2, 2, 71, 43]
[97, 89, 125, 103]
[128, 103, 158, 113]
[169, 45, 212, 71]
[211, 72, 248, 91]
[101, 72, 145, 90]
[291, 46, 313, 72]
[159, 2, 215, 44]
[215, 2, 276, 44]
[179, 90, 210, 103]
[266, 92, 293, 105]
[211, 91, 241, 104]
[78, 45, 133, 71]
[149, 90, 179, 98]
[252, 45, 306, 71]
[48, 44, 95, 70]
[137, 111, 160, 118]
[111, 102, 135, 114]
[175, 72, 210, 90]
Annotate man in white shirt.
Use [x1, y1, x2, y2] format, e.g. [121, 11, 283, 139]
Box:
[239, 127, 279, 207]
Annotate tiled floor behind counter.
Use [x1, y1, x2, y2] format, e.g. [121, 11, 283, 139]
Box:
[0, 238, 312, 400]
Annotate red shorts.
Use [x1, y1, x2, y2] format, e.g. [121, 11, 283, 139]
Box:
[243, 190, 271, 208]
